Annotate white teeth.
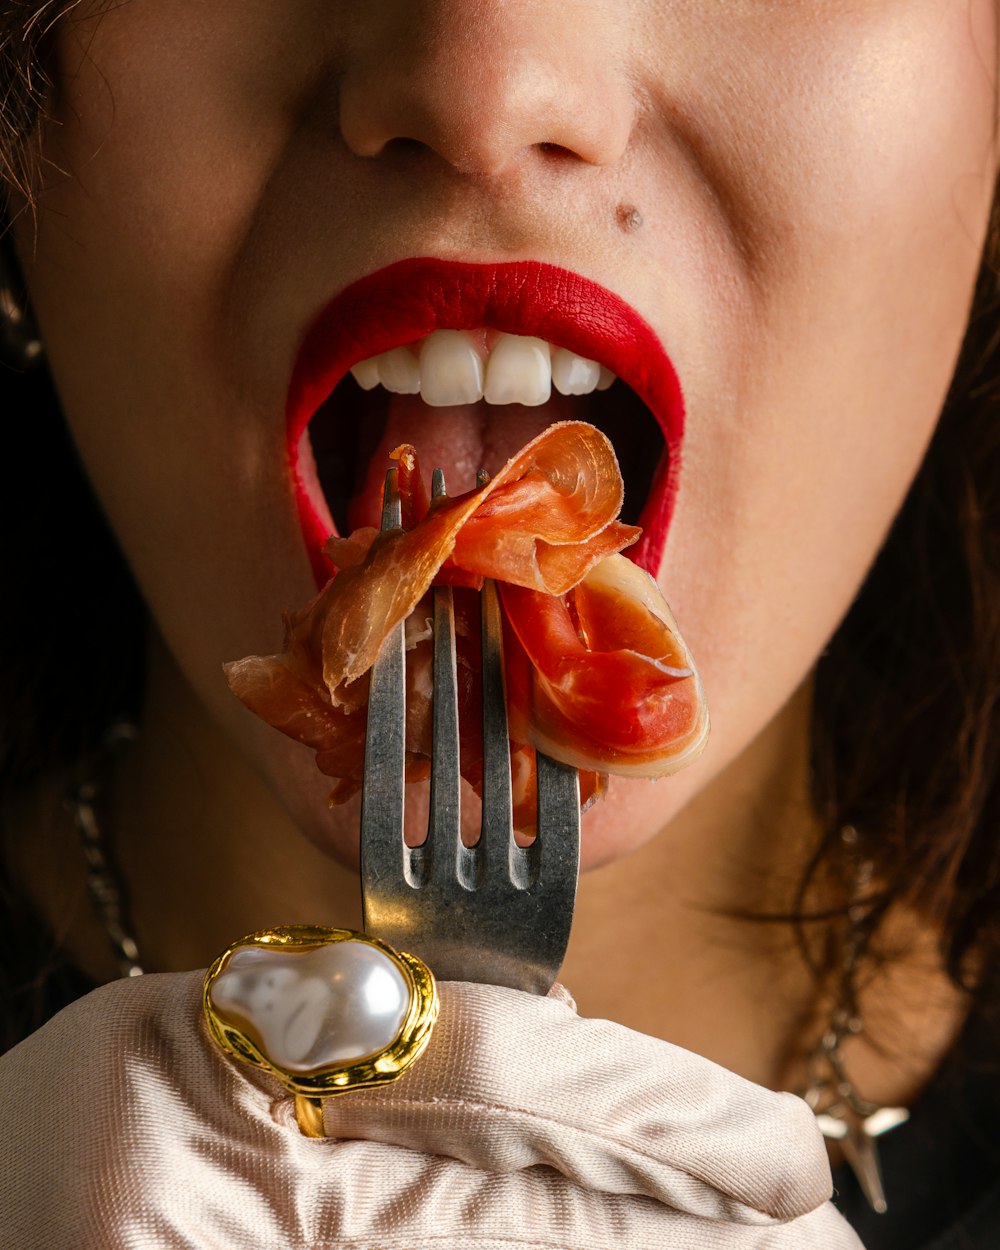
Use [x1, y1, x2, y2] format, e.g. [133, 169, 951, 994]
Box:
[348, 345, 421, 394]
[551, 347, 602, 396]
[375, 345, 421, 394]
[349, 331, 618, 404]
[419, 330, 485, 406]
[349, 356, 381, 391]
[484, 334, 551, 406]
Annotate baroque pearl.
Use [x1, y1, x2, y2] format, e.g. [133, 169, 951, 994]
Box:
[209, 940, 411, 1073]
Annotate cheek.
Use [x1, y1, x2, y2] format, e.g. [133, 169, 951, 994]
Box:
[19, 5, 323, 661]
[586, 2, 998, 860]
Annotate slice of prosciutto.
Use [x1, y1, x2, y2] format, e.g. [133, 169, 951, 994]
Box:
[225, 422, 708, 830]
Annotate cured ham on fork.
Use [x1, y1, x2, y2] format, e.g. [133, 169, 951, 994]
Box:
[225, 422, 709, 831]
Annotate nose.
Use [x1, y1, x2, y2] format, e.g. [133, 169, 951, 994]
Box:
[338, 1, 635, 176]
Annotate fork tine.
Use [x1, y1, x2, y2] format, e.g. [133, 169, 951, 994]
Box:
[535, 750, 581, 886]
[474, 465, 516, 871]
[479, 578, 515, 870]
[427, 470, 468, 889]
[360, 469, 406, 932]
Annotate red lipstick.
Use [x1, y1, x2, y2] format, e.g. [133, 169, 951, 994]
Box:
[287, 258, 684, 582]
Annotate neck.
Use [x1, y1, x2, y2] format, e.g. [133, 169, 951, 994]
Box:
[563, 680, 825, 1085]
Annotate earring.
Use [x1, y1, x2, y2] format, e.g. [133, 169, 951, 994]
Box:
[802, 825, 909, 1214]
[0, 241, 43, 369]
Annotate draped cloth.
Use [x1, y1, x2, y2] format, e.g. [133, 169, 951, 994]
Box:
[0, 971, 863, 1249]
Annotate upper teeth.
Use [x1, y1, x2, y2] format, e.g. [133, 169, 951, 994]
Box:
[349, 330, 617, 407]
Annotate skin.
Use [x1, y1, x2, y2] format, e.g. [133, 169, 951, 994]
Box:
[10, 0, 998, 1100]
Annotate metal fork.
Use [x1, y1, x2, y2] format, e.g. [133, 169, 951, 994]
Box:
[360, 466, 580, 994]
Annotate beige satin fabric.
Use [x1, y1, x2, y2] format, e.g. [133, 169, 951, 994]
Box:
[0, 971, 864, 1249]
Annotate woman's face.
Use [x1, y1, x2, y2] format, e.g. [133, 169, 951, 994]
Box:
[15, 0, 998, 871]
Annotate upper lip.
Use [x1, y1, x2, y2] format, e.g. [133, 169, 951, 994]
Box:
[287, 257, 685, 580]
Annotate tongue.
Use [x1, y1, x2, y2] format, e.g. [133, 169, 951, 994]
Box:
[348, 393, 582, 530]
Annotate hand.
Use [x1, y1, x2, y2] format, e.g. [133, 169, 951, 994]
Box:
[0, 970, 863, 1249]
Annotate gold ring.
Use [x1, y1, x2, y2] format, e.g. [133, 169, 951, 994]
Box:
[203, 925, 438, 1137]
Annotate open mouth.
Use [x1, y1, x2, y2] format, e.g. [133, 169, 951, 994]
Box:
[287, 258, 684, 583]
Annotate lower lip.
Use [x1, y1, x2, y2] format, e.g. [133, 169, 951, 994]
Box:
[287, 258, 685, 583]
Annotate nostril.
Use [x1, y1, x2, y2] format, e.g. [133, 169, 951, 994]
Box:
[382, 136, 428, 159]
[336, 13, 635, 176]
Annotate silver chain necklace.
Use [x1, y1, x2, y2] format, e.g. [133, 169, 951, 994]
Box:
[65, 720, 144, 979]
